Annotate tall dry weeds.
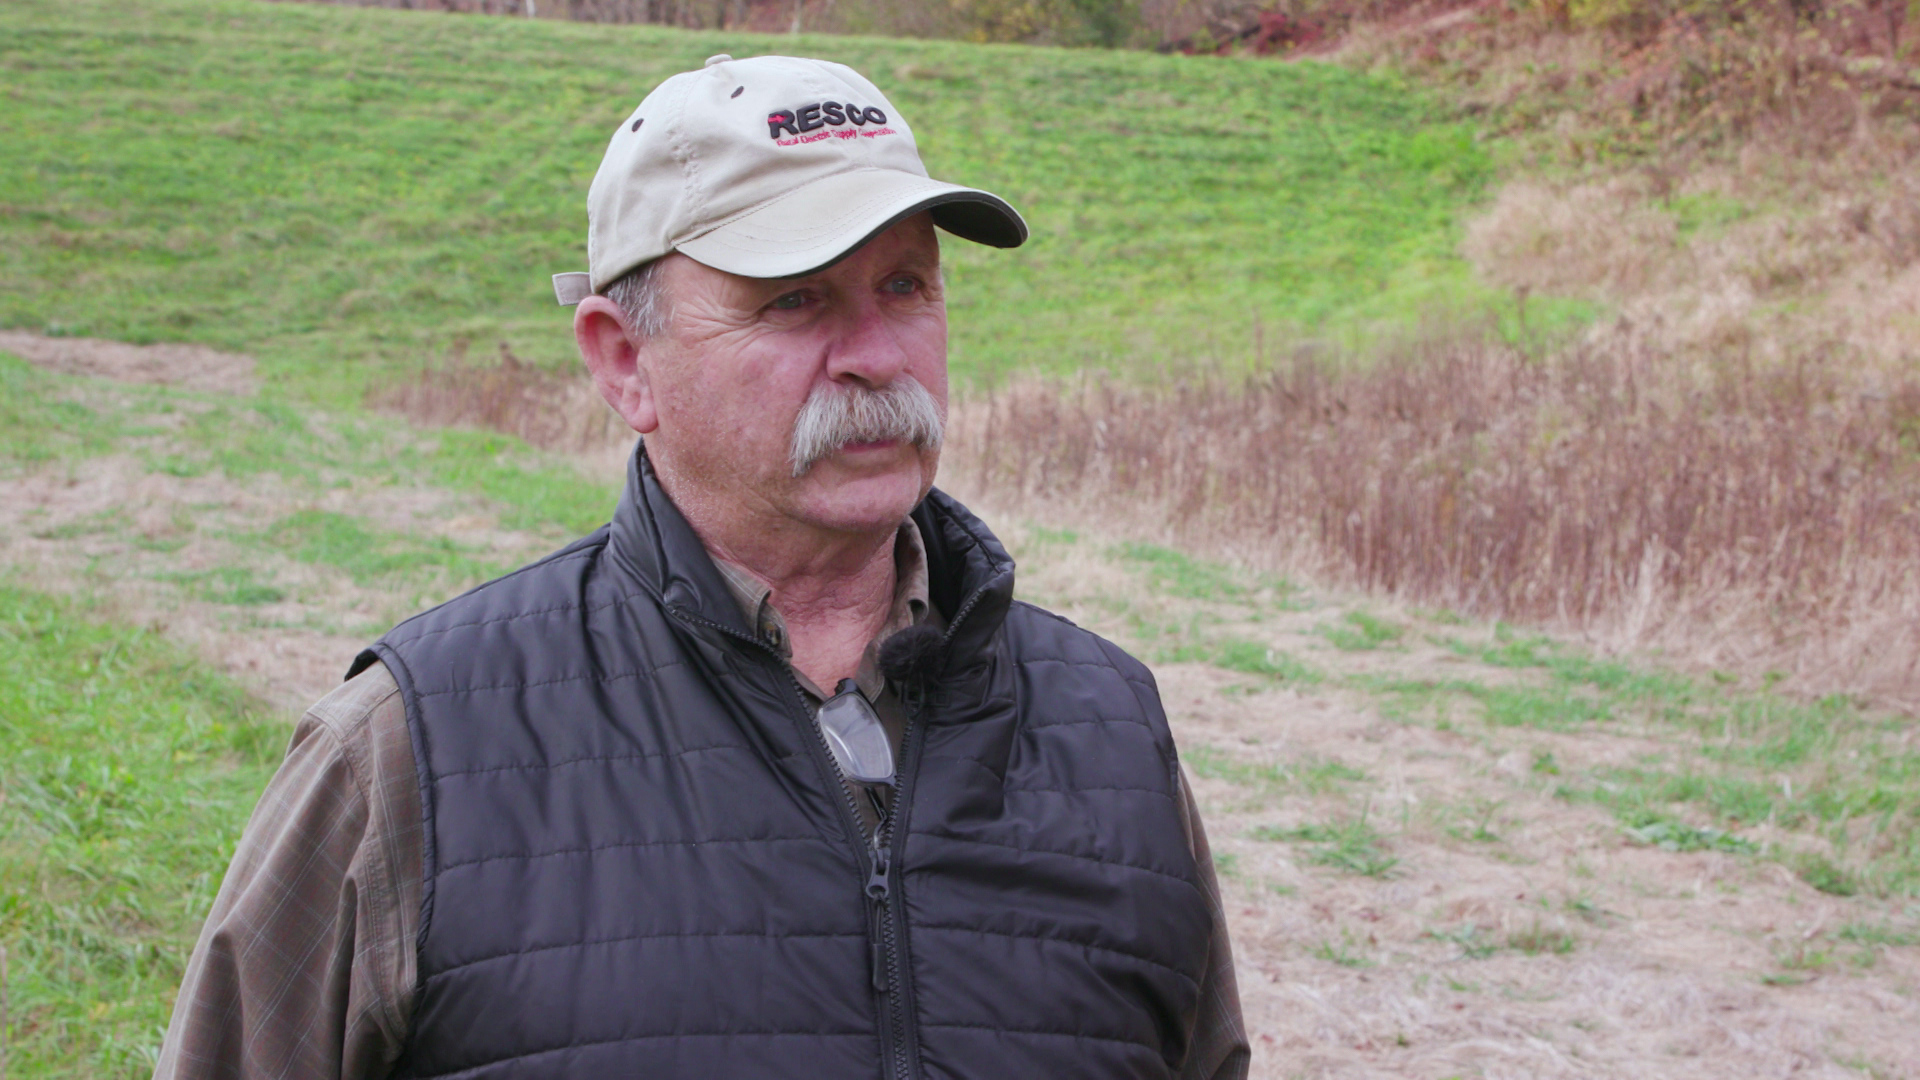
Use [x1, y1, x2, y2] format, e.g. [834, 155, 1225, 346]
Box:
[382, 329, 1920, 705]
[375, 342, 632, 463]
[946, 329, 1920, 706]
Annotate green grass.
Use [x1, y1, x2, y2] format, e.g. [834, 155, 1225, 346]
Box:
[1114, 542, 1302, 605]
[0, 357, 622, 1072]
[0, 350, 616, 541]
[1618, 817, 1760, 855]
[1313, 930, 1375, 968]
[0, 584, 284, 1077]
[1186, 743, 1364, 799]
[259, 508, 508, 589]
[0, 0, 1516, 404]
[1356, 624, 1920, 895]
[156, 566, 287, 606]
[1254, 810, 1399, 877]
[1836, 920, 1920, 948]
[0, 352, 131, 467]
[1424, 920, 1574, 959]
[1442, 798, 1504, 844]
[1317, 610, 1403, 651]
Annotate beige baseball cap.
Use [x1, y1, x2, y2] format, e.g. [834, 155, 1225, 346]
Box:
[553, 53, 1027, 304]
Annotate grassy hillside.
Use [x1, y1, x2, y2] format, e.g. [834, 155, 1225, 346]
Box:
[0, 0, 1524, 403]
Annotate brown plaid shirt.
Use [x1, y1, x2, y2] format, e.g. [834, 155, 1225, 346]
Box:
[154, 523, 1250, 1080]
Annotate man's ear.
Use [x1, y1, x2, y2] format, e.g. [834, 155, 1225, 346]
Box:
[575, 296, 659, 434]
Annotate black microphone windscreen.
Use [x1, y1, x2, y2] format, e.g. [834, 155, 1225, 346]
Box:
[878, 624, 946, 685]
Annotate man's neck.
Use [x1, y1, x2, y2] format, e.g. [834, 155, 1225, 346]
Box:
[660, 468, 900, 690]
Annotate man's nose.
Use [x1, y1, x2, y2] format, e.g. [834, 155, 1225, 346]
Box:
[823, 294, 912, 388]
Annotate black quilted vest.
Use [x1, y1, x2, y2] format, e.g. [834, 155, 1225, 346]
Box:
[352, 447, 1213, 1080]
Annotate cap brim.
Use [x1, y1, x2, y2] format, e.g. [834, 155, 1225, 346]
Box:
[674, 168, 1027, 279]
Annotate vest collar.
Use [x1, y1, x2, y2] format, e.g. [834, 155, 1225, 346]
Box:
[606, 442, 1016, 669]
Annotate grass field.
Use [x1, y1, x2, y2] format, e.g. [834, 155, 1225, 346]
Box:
[0, 0, 1540, 401]
[1, 1, 1916, 1076]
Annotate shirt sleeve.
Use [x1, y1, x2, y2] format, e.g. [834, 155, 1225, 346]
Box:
[1178, 767, 1252, 1080]
[153, 664, 421, 1080]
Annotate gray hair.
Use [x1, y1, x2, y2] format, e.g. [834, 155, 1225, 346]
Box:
[606, 258, 672, 340]
[790, 377, 945, 477]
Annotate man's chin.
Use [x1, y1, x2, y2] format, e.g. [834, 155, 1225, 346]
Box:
[788, 450, 935, 532]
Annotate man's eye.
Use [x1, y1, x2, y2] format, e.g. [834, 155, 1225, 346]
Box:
[769, 292, 806, 310]
[883, 276, 917, 295]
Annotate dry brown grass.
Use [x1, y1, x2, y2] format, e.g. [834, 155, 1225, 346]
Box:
[1463, 148, 1920, 366]
[373, 325, 1920, 707]
[374, 342, 636, 471]
[944, 329, 1920, 708]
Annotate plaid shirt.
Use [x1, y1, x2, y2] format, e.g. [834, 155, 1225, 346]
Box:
[154, 524, 1250, 1080]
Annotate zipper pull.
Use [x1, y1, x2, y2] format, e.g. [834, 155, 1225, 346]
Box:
[866, 850, 891, 993]
[869, 902, 889, 992]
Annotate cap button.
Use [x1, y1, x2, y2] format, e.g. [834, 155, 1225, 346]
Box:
[704, 54, 732, 68]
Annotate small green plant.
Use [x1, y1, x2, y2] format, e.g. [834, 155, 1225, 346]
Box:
[1444, 799, 1504, 843]
[1792, 853, 1860, 897]
[1300, 757, 1367, 793]
[1256, 808, 1398, 878]
[1317, 610, 1404, 651]
[1506, 921, 1576, 956]
[1621, 817, 1759, 854]
[1563, 895, 1610, 925]
[1773, 942, 1834, 973]
[1313, 930, 1374, 968]
[1836, 922, 1919, 948]
[1427, 923, 1499, 959]
[1026, 525, 1080, 546]
[1184, 744, 1289, 793]
[1210, 639, 1324, 685]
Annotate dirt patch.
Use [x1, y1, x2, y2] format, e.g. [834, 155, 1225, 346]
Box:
[0, 330, 258, 396]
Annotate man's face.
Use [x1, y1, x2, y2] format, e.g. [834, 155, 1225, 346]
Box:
[631, 214, 948, 539]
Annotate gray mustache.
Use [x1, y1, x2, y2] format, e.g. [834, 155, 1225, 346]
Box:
[789, 378, 945, 477]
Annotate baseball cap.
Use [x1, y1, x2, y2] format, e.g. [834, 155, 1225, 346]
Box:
[553, 53, 1028, 304]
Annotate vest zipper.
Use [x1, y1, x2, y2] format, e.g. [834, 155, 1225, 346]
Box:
[670, 572, 998, 1080]
[868, 575, 994, 1080]
[869, 704, 924, 1080]
[666, 605, 921, 1080]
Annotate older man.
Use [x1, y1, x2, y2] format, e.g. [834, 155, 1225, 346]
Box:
[156, 54, 1247, 1080]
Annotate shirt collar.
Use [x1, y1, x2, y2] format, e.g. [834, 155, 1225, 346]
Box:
[711, 521, 932, 699]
